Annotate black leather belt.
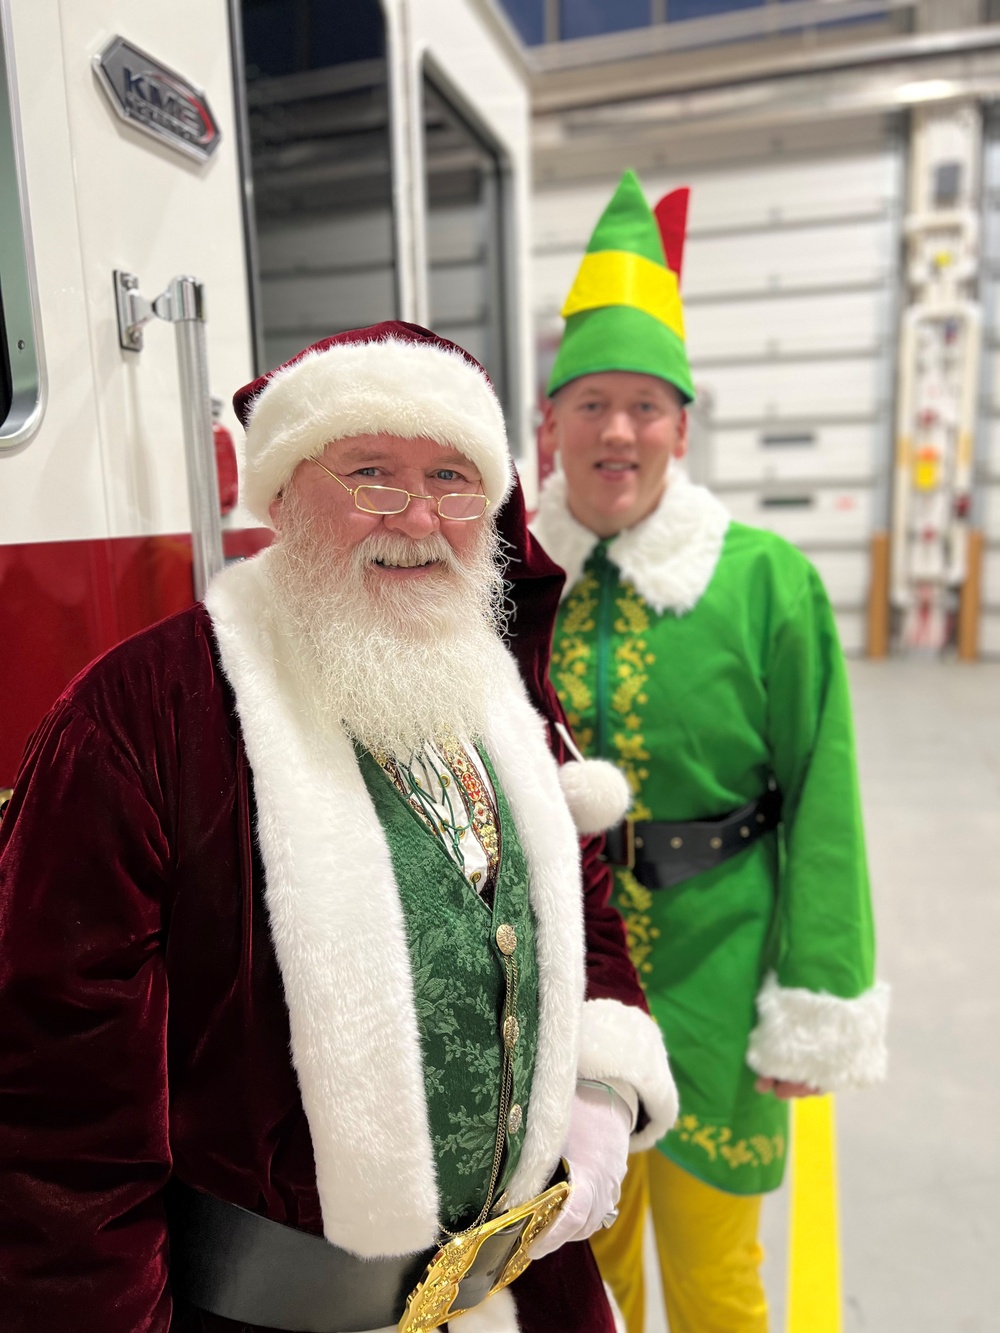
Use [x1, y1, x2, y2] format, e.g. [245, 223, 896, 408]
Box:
[603, 785, 782, 890]
[168, 1180, 562, 1333]
[169, 1184, 429, 1331]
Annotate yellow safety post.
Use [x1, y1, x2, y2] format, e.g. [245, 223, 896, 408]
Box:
[787, 1094, 842, 1333]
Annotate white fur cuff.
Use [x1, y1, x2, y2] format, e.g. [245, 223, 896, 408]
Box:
[746, 971, 890, 1092]
[577, 997, 678, 1152]
[557, 758, 630, 835]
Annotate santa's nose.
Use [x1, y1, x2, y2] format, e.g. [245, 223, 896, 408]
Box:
[382, 495, 440, 539]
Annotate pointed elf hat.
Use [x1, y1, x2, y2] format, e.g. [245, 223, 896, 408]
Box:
[547, 170, 694, 402]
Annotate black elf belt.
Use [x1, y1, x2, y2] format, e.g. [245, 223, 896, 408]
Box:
[168, 1171, 570, 1333]
[603, 786, 782, 890]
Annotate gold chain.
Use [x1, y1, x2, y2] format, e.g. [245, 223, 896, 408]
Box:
[439, 953, 519, 1239]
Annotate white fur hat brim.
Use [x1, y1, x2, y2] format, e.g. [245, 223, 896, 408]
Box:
[239, 332, 513, 527]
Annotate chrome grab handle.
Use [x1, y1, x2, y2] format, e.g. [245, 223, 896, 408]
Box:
[114, 270, 224, 601]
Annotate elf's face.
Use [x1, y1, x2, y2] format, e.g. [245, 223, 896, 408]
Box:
[541, 371, 687, 538]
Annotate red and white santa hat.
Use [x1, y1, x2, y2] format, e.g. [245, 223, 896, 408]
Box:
[233, 321, 514, 528]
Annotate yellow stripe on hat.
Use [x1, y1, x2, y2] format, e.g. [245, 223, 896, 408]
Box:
[561, 250, 686, 341]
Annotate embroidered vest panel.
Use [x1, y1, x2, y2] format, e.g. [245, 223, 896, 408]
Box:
[357, 747, 539, 1231]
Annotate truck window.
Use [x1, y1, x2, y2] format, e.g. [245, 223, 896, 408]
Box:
[423, 68, 514, 441]
[0, 3, 43, 449]
[237, 0, 396, 373]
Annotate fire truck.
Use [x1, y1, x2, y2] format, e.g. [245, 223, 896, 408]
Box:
[0, 0, 533, 789]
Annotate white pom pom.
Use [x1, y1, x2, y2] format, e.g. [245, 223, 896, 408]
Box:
[558, 758, 631, 835]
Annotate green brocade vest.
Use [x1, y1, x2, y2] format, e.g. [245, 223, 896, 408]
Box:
[357, 748, 540, 1231]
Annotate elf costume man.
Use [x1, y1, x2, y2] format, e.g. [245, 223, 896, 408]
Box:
[0, 322, 678, 1333]
[532, 173, 889, 1332]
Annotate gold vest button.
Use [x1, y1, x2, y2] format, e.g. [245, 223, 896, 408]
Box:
[503, 1015, 520, 1049]
[507, 1103, 523, 1135]
[496, 924, 517, 956]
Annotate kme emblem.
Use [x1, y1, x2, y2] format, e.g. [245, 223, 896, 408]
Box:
[93, 36, 221, 164]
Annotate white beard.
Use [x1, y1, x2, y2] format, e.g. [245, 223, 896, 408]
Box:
[265, 494, 510, 762]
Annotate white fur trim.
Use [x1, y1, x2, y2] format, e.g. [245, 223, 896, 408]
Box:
[482, 650, 586, 1208]
[448, 1288, 519, 1332]
[241, 334, 513, 525]
[577, 997, 678, 1152]
[558, 759, 631, 834]
[746, 971, 890, 1093]
[531, 466, 730, 615]
[205, 551, 584, 1255]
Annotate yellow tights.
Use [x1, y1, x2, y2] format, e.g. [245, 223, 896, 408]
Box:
[590, 1149, 768, 1333]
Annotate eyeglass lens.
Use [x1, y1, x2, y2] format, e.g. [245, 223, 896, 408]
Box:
[354, 486, 487, 520]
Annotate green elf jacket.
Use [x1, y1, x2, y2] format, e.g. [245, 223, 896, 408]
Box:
[533, 468, 888, 1195]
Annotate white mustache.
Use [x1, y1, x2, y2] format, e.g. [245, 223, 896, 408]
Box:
[353, 531, 458, 572]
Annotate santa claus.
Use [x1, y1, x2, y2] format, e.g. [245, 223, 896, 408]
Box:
[0, 322, 676, 1333]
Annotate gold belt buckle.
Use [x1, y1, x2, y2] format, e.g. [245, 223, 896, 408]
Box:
[398, 1176, 571, 1333]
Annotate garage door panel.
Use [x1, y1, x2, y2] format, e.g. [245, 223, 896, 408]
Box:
[684, 220, 894, 297]
[532, 149, 898, 251]
[695, 357, 882, 421]
[257, 211, 394, 273]
[983, 547, 1000, 604]
[429, 262, 485, 324]
[983, 483, 1000, 540]
[706, 421, 879, 485]
[722, 486, 872, 545]
[428, 204, 483, 265]
[685, 288, 884, 361]
[805, 549, 870, 604]
[261, 268, 396, 332]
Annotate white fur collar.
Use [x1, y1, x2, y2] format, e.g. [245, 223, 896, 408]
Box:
[531, 466, 730, 616]
[205, 551, 584, 1259]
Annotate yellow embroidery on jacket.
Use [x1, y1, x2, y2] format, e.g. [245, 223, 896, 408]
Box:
[674, 1113, 787, 1173]
[551, 573, 598, 740]
[608, 583, 656, 972]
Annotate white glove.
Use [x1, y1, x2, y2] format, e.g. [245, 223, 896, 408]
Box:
[529, 1081, 632, 1260]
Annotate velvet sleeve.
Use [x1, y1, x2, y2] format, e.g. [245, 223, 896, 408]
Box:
[0, 702, 173, 1332]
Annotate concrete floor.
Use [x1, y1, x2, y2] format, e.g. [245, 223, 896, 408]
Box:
[644, 660, 1000, 1333]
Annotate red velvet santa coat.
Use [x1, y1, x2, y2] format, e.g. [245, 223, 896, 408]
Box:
[0, 490, 675, 1333]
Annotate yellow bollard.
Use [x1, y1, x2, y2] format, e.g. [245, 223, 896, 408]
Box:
[787, 1094, 842, 1333]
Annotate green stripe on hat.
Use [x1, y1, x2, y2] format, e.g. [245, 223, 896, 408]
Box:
[548, 306, 694, 401]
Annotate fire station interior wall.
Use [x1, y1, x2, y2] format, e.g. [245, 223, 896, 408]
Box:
[979, 105, 1000, 658]
[532, 115, 904, 654]
[0, 0, 254, 548]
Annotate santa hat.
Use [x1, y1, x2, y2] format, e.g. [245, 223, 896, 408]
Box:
[233, 321, 514, 528]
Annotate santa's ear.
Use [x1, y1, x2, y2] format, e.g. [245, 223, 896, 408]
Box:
[558, 758, 631, 835]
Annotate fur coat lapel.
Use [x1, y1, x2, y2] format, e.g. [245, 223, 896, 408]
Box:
[205, 551, 584, 1262]
[531, 466, 730, 616]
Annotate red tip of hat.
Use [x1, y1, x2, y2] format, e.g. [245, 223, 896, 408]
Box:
[232, 321, 492, 430]
[654, 188, 690, 286]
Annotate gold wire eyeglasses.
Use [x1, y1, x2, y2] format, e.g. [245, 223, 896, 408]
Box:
[312, 458, 490, 521]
